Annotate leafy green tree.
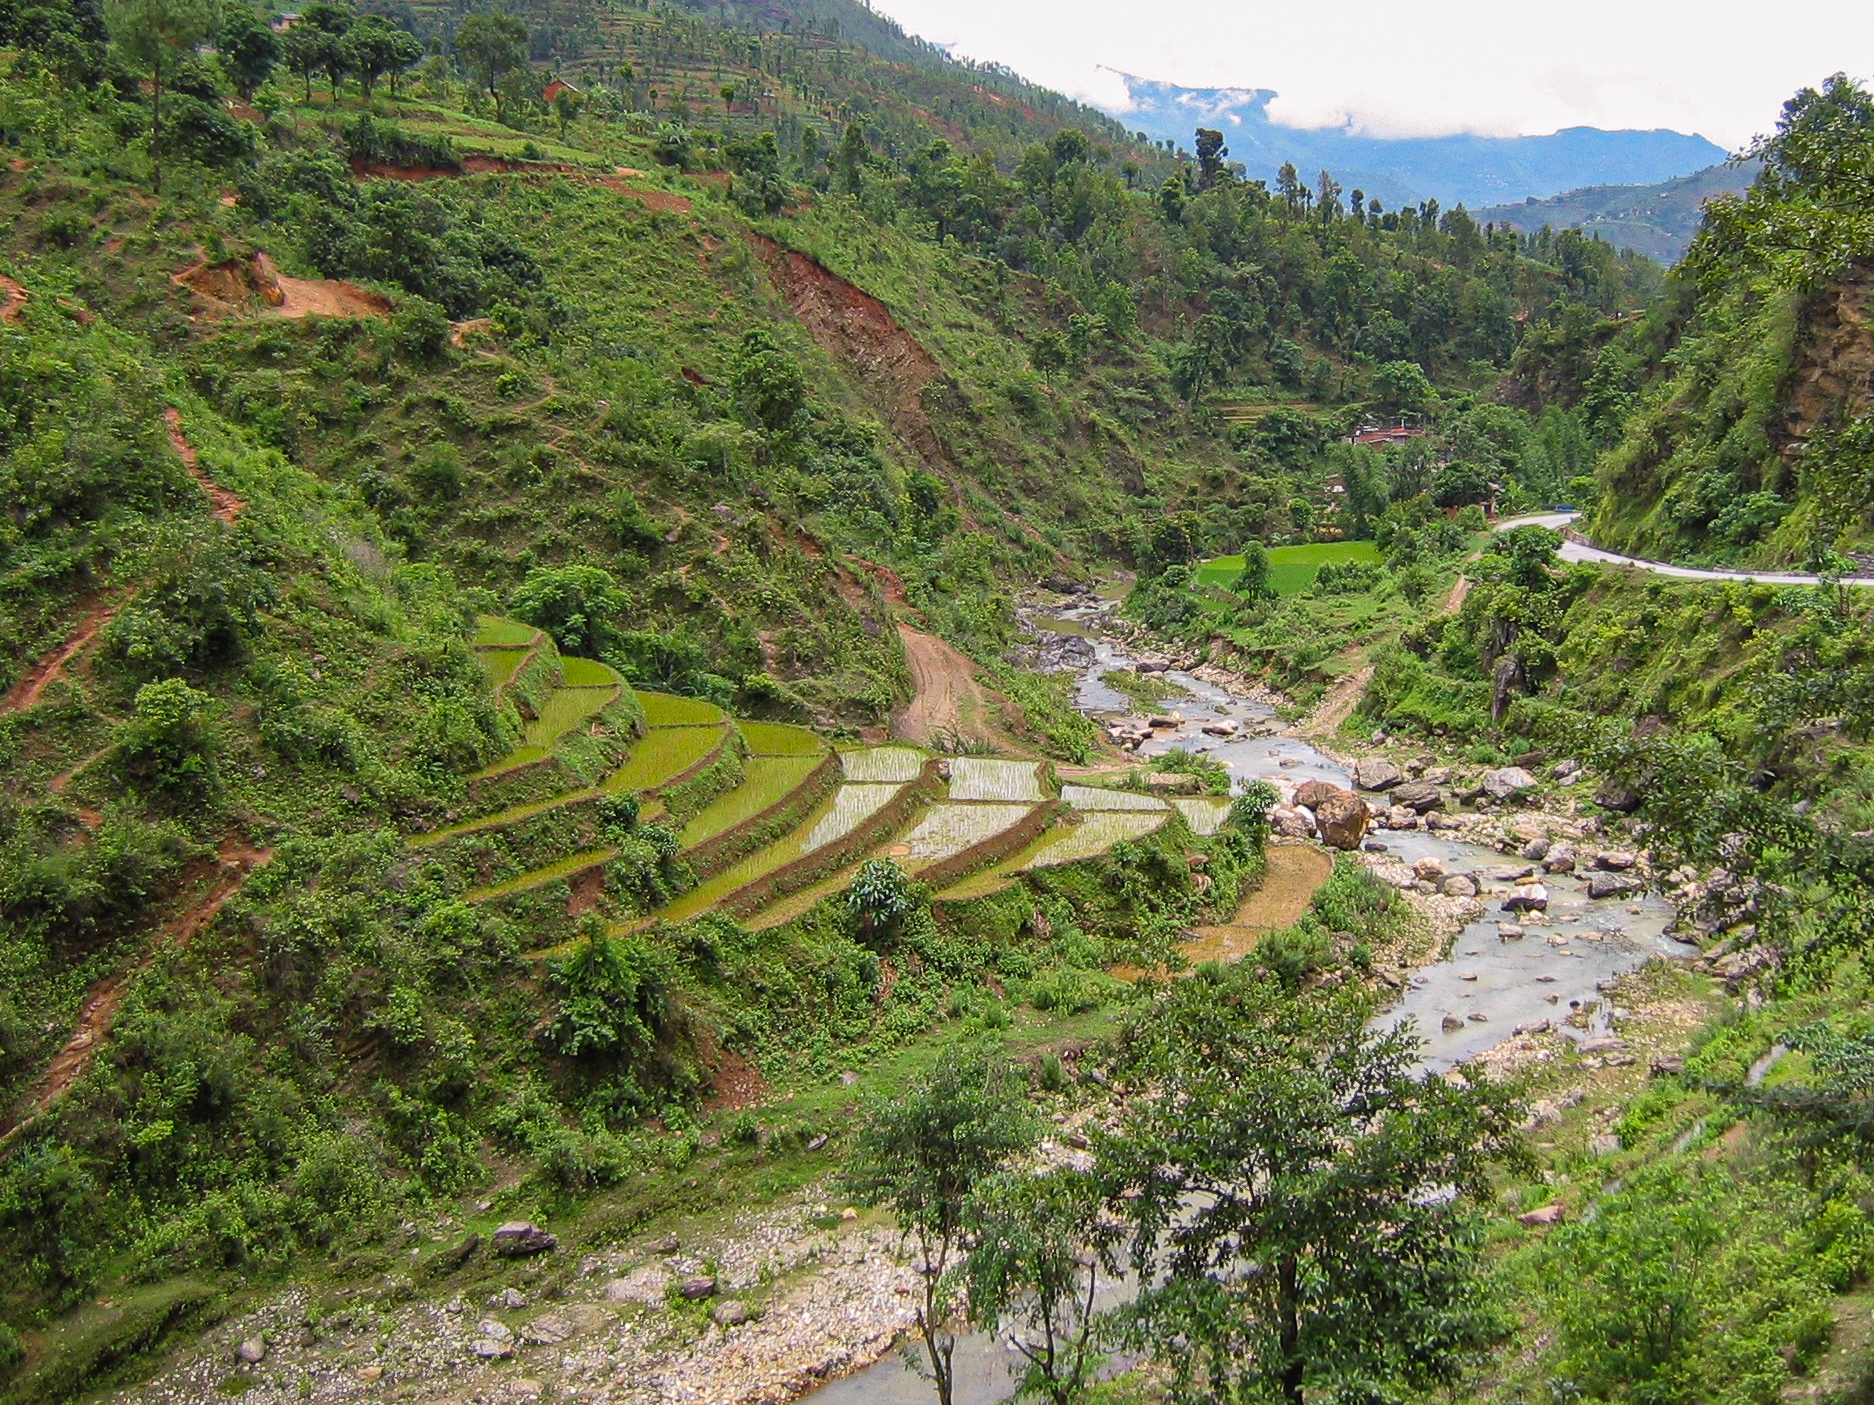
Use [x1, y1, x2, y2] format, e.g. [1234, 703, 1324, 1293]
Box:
[1233, 541, 1274, 601]
[652, 120, 692, 168]
[216, 4, 276, 100]
[729, 327, 808, 433]
[1105, 971, 1526, 1405]
[552, 81, 582, 139]
[297, 0, 351, 94]
[509, 564, 630, 659]
[279, 20, 324, 101]
[961, 1168, 1115, 1405]
[845, 1050, 1038, 1405]
[846, 857, 911, 939]
[836, 120, 867, 195]
[727, 130, 788, 215]
[341, 14, 417, 100]
[454, 10, 525, 122]
[104, 0, 220, 192]
[1373, 358, 1434, 415]
[1193, 126, 1228, 190]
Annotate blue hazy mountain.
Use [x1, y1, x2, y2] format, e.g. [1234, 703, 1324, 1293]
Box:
[1104, 72, 1729, 210]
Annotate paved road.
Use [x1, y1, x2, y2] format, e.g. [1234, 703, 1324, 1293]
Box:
[1493, 512, 1874, 587]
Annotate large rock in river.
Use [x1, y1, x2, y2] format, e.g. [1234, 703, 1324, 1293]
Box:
[1294, 779, 1340, 809]
[1480, 767, 1538, 802]
[1313, 788, 1370, 851]
[1391, 780, 1445, 814]
[1354, 757, 1405, 791]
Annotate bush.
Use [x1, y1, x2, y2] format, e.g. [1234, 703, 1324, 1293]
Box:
[113, 679, 221, 803]
[389, 294, 452, 362]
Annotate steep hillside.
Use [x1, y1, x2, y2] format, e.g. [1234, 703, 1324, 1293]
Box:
[1586, 78, 1874, 568]
[1476, 161, 1756, 264]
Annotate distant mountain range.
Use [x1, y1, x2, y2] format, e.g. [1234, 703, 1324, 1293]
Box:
[1474, 162, 1756, 262]
[1101, 72, 1730, 211]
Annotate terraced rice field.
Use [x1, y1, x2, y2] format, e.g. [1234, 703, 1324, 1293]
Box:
[467, 848, 613, 903]
[896, 802, 1035, 872]
[1016, 810, 1166, 870]
[740, 721, 826, 756]
[1060, 784, 1169, 812]
[947, 758, 1048, 802]
[680, 755, 823, 848]
[474, 682, 618, 777]
[597, 724, 727, 793]
[558, 657, 620, 687]
[479, 648, 532, 687]
[838, 746, 925, 783]
[801, 782, 904, 849]
[1172, 796, 1231, 836]
[639, 691, 727, 727]
[473, 617, 540, 648]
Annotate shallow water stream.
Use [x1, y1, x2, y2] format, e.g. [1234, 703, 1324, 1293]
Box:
[809, 601, 1683, 1404]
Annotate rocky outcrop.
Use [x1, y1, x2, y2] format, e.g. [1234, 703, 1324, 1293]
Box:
[1354, 757, 1404, 791]
[1390, 780, 1445, 813]
[1479, 767, 1537, 802]
[492, 1222, 558, 1258]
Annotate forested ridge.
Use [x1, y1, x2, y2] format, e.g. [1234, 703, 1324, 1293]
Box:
[5, 0, 1874, 1398]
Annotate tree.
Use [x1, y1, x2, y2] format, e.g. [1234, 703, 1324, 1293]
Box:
[297, 1, 351, 94]
[552, 81, 582, 139]
[836, 120, 867, 195]
[1104, 970, 1527, 1405]
[846, 858, 911, 940]
[113, 677, 221, 802]
[508, 564, 630, 659]
[279, 21, 323, 101]
[342, 14, 413, 101]
[1233, 540, 1274, 601]
[1194, 126, 1228, 190]
[104, 0, 220, 193]
[729, 327, 808, 433]
[454, 10, 525, 122]
[961, 1168, 1116, 1405]
[845, 1050, 1037, 1405]
[216, 4, 276, 101]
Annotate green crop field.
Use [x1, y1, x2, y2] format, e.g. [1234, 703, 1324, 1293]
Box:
[1172, 796, 1232, 836]
[558, 657, 624, 687]
[1017, 811, 1166, 869]
[947, 758, 1048, 802]
[473, 617, 541, 648]
[740, 722, 829, 756]
[639, 691, 729, 728]
[680, 756, 824, 848]
[1194, 541, 1383, 595]
[478, 648, 533, 687]
[600, 725, 727, 793]
[839, 747, 926, 782]
[900, 802, 1034, 869]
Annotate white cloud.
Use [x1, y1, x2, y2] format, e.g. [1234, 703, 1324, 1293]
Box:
[868, 0, 1874, 151]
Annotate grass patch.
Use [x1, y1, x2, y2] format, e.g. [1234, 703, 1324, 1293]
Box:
[559, 656, 624, 687]
[473, 616, 540, 648]
[1101, 668, 1189, 706]
[478, 647, 531, 687]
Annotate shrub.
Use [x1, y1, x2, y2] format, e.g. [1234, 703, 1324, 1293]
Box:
[113, 679, 221, 803]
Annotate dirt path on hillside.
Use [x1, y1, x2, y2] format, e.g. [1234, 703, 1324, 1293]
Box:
[892, 625, 986, 747]
[2, 598, 115, 714]
[164, 408, 246, 522]
[0, 838, 270, 1146]
[1303, 644, 1373, 739]
[1443, 573, 1472, 612]
[0, 273, 26, 322]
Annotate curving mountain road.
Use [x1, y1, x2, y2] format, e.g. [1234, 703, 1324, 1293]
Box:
[1494, 512, 1874, 587]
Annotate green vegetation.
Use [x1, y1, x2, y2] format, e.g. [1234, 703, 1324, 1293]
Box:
[1194, 539, 1383, 595]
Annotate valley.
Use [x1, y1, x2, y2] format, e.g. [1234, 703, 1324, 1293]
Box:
[2, 2, 1874, 1403]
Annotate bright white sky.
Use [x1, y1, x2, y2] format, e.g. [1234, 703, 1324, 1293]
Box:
[866, 0, 1873, 152]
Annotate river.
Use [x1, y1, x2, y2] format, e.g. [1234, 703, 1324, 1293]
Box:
[809, 597, 1682, 1404]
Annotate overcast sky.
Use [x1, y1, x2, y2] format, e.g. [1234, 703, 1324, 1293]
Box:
[865, 0, 1872, 152]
